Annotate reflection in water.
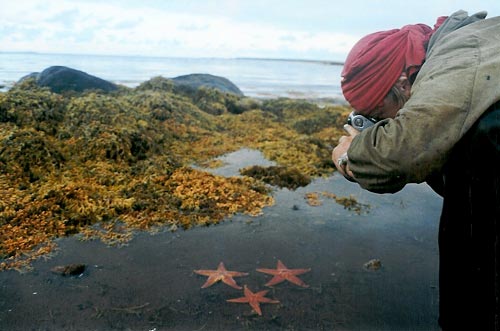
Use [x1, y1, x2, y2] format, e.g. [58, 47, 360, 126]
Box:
[193, 148, 277, 177]
[0, 149, 443, 330]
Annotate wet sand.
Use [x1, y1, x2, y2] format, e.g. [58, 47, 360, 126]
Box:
[0, 150, 442, 331]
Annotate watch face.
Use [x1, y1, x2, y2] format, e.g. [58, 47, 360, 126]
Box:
[347, 112, 377, 131]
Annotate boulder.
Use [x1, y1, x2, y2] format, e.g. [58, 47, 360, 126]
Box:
[171, 73, 243, 96]
[18, 72, 40, 82]
[20, 66, 117, 93]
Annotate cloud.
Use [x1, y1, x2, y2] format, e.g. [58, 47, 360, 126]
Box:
[0, 0, 358, 60]
[48, 9, 81, 29]
[3, 0, 500, 62]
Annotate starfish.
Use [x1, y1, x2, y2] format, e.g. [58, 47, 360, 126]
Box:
[226, 285, 280, 316]
[256, 259, 311, 287]
[193, 262, 248, 289]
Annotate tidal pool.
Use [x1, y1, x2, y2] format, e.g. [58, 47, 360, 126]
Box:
[0, 149, 442, 331]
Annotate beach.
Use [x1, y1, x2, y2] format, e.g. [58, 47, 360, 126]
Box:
[0, 60, 442, 330]
[0, 149, 442, 331]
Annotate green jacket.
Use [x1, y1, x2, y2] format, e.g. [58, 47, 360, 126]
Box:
[347, 11, 500, 193]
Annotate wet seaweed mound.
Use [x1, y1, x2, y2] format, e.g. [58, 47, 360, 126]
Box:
[240, 165, 311, 190]
[0, 77, 350, 270]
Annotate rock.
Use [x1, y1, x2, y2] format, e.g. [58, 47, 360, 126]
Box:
[364, 259, 382, 271]
[18, 72, 40, 83]
[171, 73, 243, 96]
[51, 263, 86, 276]
[22, 66, 118, 93]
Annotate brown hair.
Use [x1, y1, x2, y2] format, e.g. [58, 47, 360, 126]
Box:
[387, 85, 410, 109]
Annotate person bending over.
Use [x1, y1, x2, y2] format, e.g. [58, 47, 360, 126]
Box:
[332, 10, 500, 331]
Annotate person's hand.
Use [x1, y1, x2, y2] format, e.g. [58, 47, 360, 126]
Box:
[332, 124, 359, 179]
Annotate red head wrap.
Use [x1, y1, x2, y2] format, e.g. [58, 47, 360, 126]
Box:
[341, 18, 446, 114]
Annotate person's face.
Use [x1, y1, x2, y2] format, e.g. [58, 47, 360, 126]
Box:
[370, 92, 404, 120]
[361, 73, 412, 120]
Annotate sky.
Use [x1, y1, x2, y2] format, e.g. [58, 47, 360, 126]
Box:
[1, 0, 500, 62]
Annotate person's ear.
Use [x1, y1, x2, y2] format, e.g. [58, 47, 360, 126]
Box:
[395, 73, 411, 97]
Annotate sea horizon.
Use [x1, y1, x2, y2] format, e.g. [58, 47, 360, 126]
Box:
[0, 50, 345, 65]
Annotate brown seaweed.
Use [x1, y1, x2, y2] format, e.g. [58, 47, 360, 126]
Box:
[0, 78, 350, 271]
[240, 165, 311, 190]
[305, 191, 371, 214]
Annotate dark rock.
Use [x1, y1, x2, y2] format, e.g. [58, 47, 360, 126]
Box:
[18, 72, 40, 83]
[171, 73, 243, 96]
[25, 66, 117, 93]
[51, 263, 86, 276]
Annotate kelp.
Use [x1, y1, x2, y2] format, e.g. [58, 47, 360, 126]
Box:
[305, 191, 370, 214]
[240, 165, 311, 190]
[0, 79, 349, 270]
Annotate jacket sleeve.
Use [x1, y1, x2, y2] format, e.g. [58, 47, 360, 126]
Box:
[347, 29, 480, 193]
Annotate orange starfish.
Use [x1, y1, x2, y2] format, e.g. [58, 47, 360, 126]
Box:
[256, 259, 311, 287]
[226, 285, 280, 316]
[193, 262, 248, 289]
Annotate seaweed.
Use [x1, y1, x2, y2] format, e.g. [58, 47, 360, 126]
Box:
[305, 191, 371, 214]
[135, 76, 174, 92]
[0, 77, 349, 270]
[240, 165, 311, 190]
[179, 86, 259, 115]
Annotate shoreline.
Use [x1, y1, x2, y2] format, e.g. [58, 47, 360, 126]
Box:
[0, 171, 442, 331]
[0, 82, 347, 105]
[0, 80, 351, 271]
[0, 79, 442, 329]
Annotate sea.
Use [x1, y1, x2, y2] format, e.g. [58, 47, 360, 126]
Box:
[0, 52, 345, 102]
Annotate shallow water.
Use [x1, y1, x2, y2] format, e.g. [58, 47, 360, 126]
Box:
[0, 150, 442, 331]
